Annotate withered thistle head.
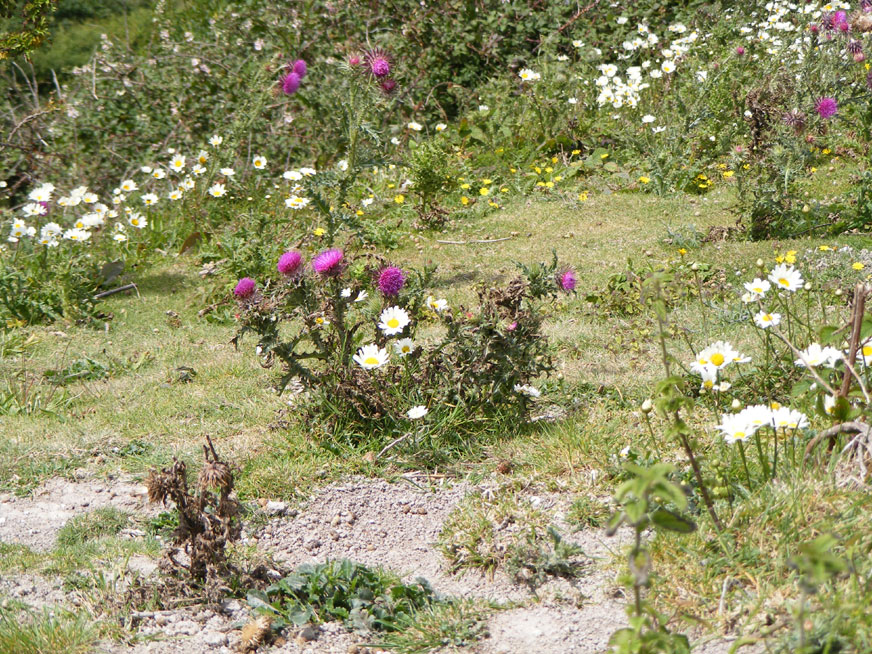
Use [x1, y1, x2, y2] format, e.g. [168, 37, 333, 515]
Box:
[782, 108, 806, 132]
[146, 469, 171, 504]
[198, 460, 234, 493]
[241, 615, 272, 652]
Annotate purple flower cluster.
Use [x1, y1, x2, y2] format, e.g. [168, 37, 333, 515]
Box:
[281, 58, 308, 96]
[312, 248, 344, 276]
[234, 277, 257, 299]
[377, 266, 405, 296]
[277, 250, 303, 276]
[558, 269, 577, 292]
[815, 97, 838, 120]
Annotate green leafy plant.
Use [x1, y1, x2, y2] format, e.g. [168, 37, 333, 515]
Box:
[607, 463, 695, 654]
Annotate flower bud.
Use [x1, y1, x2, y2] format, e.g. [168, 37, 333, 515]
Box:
[756, 258, 764, 268]
[731, 399, 741, 410]
[641, 399, 653, 414]
[691, 263, 699, 271]
[804, 282, 812, 291]
[835, 288, 843, 296]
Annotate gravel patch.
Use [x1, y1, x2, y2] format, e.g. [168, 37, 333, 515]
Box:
[0, 476, 151, 551]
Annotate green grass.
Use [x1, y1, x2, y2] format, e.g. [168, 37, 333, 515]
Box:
[0, 608, 97, 654]
[1, 187, 868, 650]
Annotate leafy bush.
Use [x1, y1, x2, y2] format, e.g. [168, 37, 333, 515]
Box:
[233, 250, 570, 441]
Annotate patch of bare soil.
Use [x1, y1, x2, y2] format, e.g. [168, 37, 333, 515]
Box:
[0, 476, 151, 551]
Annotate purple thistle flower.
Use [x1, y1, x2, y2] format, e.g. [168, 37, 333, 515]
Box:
[377, 266, 405, 296]
[282, 72, 301, 95]
[848, 39, 863, 54]
[834, 10, 848, 28]
[312, 248, 344, 276]
[558, 269, 577, 292]
[370, 57, 390, 77]
[735, 46, 745, 55]
[348, 54, 362, 66]
[365, 49, 392, 78]
[277, 251, 303, 276]
[380, 79, 397, 94]
[815, 96, 838, 119]
[234, 277, 256, 299]
[292, 59, 307, 78]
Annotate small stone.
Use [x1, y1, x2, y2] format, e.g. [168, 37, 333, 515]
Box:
[202, 632, 227, 647]
[297, 625, 319, 643]
[331, 514, 341, 526]
[264, 501, 288, 516]
[329, 530, 340, 541]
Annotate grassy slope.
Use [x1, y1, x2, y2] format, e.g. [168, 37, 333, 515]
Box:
[2, 184, 869, 648]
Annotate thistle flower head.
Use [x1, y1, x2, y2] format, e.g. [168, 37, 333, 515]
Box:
[380, 79, 397, 94]
[558, 268, 577, 292]
[377, 266, 406, 296]
[277, 250, 303, 276]
[282, 72, 301, 95]
[292, 59, 307, 78]
[815, 96, 838, 119]
[365, 49, 391, 77]
[234, 277, 256, 298]
[312, 248, 344, 275]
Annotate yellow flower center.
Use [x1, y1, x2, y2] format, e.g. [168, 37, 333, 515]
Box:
[402, 346, 410, 353]
[735, 431, 745, 439]
[710, 353, 725, 367]
[387, 318, 399, 328]
[364, 357, 379, 366]
[753, 287, 762, 293]
[863, 346, 872, 357]
[763, 314, 772, 322]
[778, 278, 789, 287]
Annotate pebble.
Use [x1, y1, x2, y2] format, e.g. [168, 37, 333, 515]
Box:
[203, 631, 228, 647]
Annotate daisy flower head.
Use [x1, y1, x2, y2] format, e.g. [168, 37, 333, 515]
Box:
[518, 68, 541, 82]
[772, 406, 809, 430]
[168, 189, 183, 201]
[170, 154, 186, 172]
[514, 383, 541, 397]
[379, 306, 411, 336]
[208, 183, 227, 198]
[406, 405, 428, 419]
[754, 311, 781, 329]
[285, 195, 309, 209]
[284, 170, 303, 181]
[127, 212, 147, 229]
[794, 343, 842, 368]
[377, 266, 406, 296]
[209, 135, 223, 147]
[234, 277, 257, 299]
[715, 412, 757, 444]
[408, 121, 423, 131]
[277, 250, 303, 276]
[394, 338, 416, 356]
[151, 169, 166, 180]
[858, 340, 872, 366]
[192, 164, 206, 176]
[354, 344, 389, 370]
[768, 264, 803, 292]
[694, 341, 745, 370]
[252, 155, 267, 169]
[141, 193, 159, 206]
[355, 290, 369, 303]
[435, 123, 447, 132]
[743, 278, 771, 299]
[311, 248, 344, 276]
[426, 296, 448, 312]
[197, 150, 209, 164]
